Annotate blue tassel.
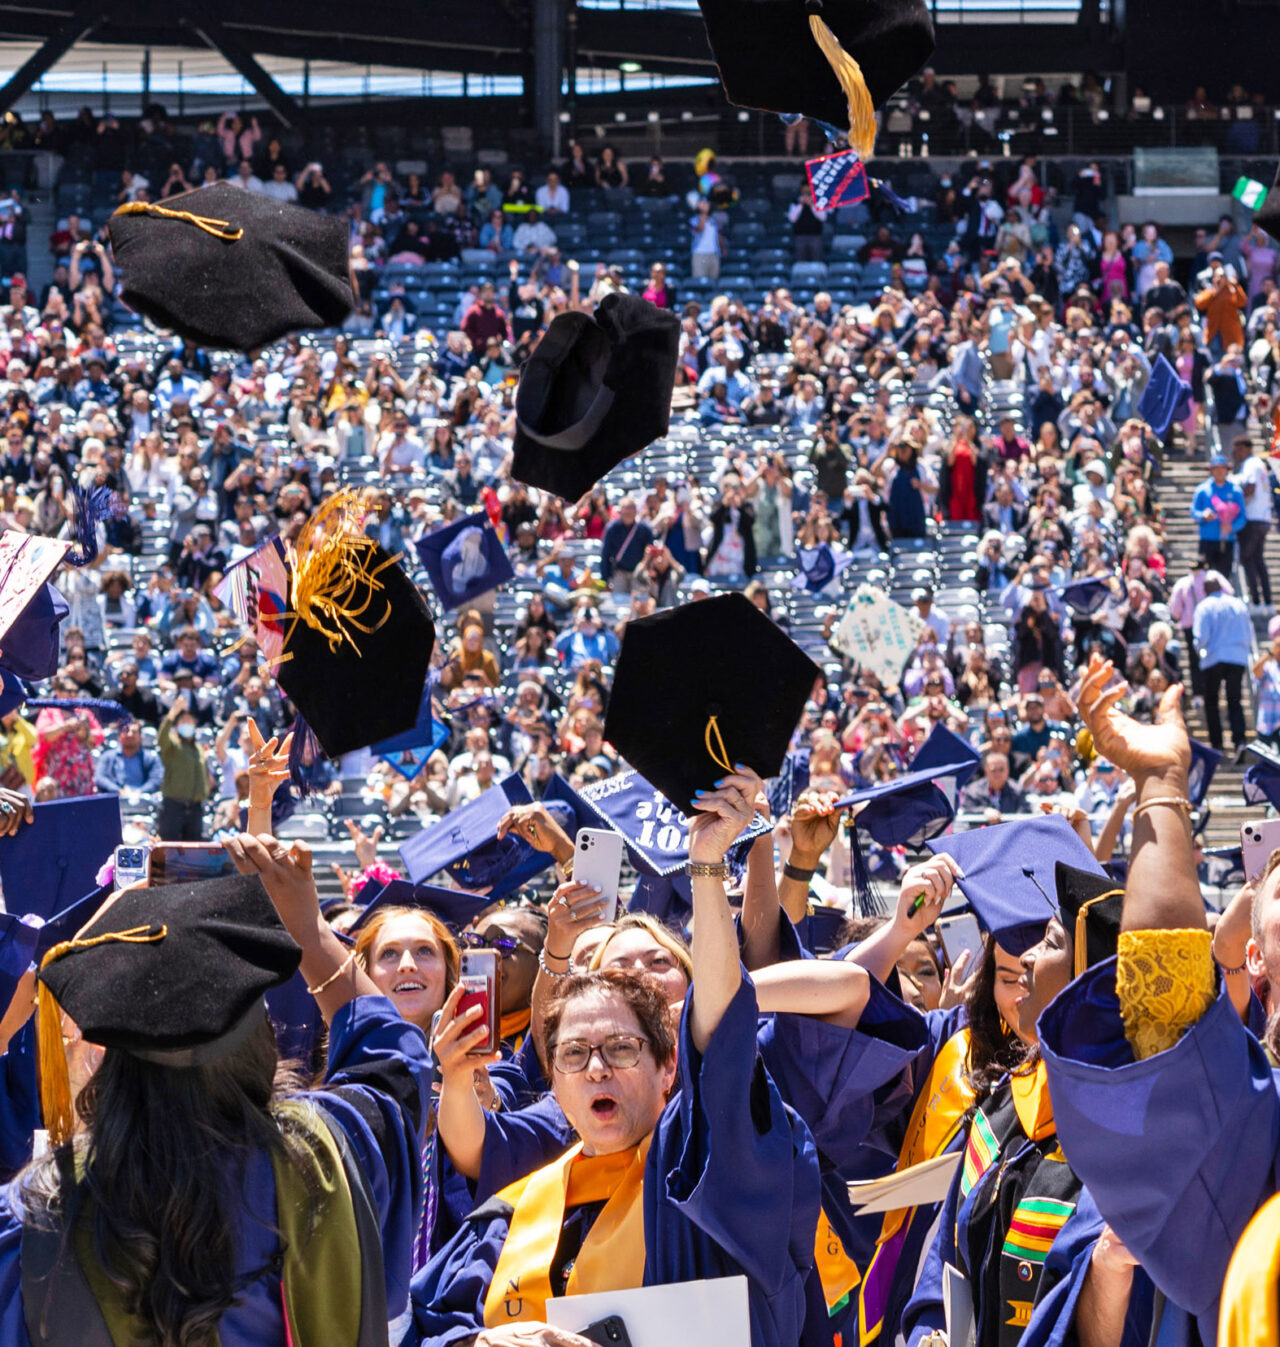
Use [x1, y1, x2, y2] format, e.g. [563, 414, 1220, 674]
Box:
[287, 713, 326, 798]
[64, 485, 123, 567]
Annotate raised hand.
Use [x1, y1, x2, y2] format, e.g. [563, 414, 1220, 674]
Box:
[496, 801, 574, 864]
[344, 816, 384, 869]
[1077, 652, 1190, 783]
[246, 719, 293, 811]
[789, 788, 848, 865]
[689, 767, 762, 863]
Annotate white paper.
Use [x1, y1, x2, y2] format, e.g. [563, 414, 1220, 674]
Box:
[833, 584, 925, 690]
[546, 1275, 750, 1347]
[846, 1152, 962, 1214]
[944, 1262, 975, 1347]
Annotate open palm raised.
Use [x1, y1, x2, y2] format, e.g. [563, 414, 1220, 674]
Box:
[1077, 652, 1191, 780]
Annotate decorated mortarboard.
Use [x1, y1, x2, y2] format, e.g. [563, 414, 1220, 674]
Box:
[36, 874, 301, 1146]
[792, 540, 854, 595]
[399, 772, 570, 897]
[604, 593, 819, 816]
[513, 291, 680, 502]
[416, 510, 516, 611]
[1060, 577, 1113, 617]
[805, 149, 870, 212]
[1253, 164, 1280, 239]
[107, 183, 354, 352]
[272, 492, 435, 759]
[347, 878, 492, 935]
[1188, 738, 1222, 807]
[0, 532, 70, 681]
[833, 584, 924, 691]
[1053, 862, 1123, 978]
[696, 0, 933, 161]
[926, 814, 1104, 956]
[0, 795, 122, 922]
[1138, 354, 1193, 440]
[213, 535, 290, 664]
[577, 767, 771, 878]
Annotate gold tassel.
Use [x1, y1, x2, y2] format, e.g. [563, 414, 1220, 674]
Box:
[808, 12, 878, 162]
[283, 489, 399, 657]
[1073, 891, 1123, 979]
[111, 200, 244, 241]
[36, 925, 167, 1148]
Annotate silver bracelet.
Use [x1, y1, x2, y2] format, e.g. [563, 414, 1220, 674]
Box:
[538, 946, 571, 979]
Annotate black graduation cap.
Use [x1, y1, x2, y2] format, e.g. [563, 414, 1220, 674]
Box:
[513, 291, 680, 502]
[107, 183, 353, 352]
[348, 878, 492, 935]
[696, 0, 934, 153]
[1053, 862, 1123, 978]
[273, 494, 435, 759]
[604, 593, 819, 816]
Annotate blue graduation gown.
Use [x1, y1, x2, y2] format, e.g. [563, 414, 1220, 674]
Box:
[900, 1072, 1152, 1347]
[412, 973, 822, 1347]
[0, 994, 431, 1347]
[1038, 959, 1280, 1339]
[0, 1024, 37, 1183]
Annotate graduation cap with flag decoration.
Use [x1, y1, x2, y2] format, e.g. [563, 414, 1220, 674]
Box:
[805, 149, 870, 212]
[1138, 354, 1193, 441]
[0, 532, 70, 682]
[213, 535, 290, 665]
[415, 510, 515, 612]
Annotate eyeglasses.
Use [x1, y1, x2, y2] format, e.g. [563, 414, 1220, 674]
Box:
[551, 1034, 650, 1074]
[459, 930, 537, 958]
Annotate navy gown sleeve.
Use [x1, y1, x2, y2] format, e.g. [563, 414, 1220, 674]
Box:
[475, 1094, 577, 1203]
[647, 972, 822, 1347]
[756, 975, 929, 1168]
[0, 1024, 38, 1183]
[411, 1200, 511, 1347]
[0, 1185, 31, 1347]
[309, 993, 432, 1323]
[1018, 1186, 1155, 1347]
[1038, 960, 1280, 1332]
[900, 1146, 964, 1347]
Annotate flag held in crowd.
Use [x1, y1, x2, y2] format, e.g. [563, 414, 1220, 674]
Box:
[416, 510, 516, 611]
[1137, 354, 1193, 441]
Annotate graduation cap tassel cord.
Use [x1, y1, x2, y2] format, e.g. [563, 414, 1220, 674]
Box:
[37, 924, 168, 1148]
[112, 200, 244, 241]
[806, 1, 877, 162]
[704, 716, 735, 776]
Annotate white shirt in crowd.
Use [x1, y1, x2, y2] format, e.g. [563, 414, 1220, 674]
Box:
[1233, 452, 1274, 524]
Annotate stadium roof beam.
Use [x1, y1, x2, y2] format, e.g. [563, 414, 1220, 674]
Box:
[180, 5, 303, 126]
[0, 0, 105, 113]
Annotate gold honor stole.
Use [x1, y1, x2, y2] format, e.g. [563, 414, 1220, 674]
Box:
[859, 1029, 977, 1345]
[501, 1007, 533, 1055]
[1220, 1190, 1280, 1347]
[484, 1140, 650, 1327]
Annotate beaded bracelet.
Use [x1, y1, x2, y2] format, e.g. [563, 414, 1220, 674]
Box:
[538, 946, 572, 979]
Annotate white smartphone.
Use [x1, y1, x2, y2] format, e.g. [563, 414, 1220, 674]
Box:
[936, 913, 985, 971]
[1240, 818, 1280, 882]
[573, 828, 626, 920]
[113, 843, 151, 888]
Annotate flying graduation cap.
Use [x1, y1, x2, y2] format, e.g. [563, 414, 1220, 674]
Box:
[605, 593, 819, 816]
[513, 291, 680, 503]
[927, 814, 1105, 956]
[271, 492, 435, 759]
[416, 510, 515, 611]
[792, 541, 854, 595]
[1138, 354, 1194, 441]
[107, 183, 354, 351]
[1060, 577, 1113, 617]
[696, 0, 934, 162]
[1188, 738, 1222, 807]
[0, 532, 71, 682]
[1243, 740, 1280, 811]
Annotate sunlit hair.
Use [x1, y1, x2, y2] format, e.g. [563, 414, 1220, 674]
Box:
[589, 913, 693, 988]
[544, 968, 677, 1069]
[353, 906, 460, 999]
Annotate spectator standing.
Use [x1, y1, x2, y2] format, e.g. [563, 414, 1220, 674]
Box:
[32, 679, 103, 797]
[600, 497, 654, 593]
[788, 185, 828, 263]
[1253, 633, 1280, 745]
[1193, 572, 1252, 751]
[460, 283, 510, 353]
[157, 693, 210, 840]
[689, 200, 723, 281]
[1231, 434, 1273, 613]
[1195, 257, 1248, 355]
[1191, 452, 1246, 576]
